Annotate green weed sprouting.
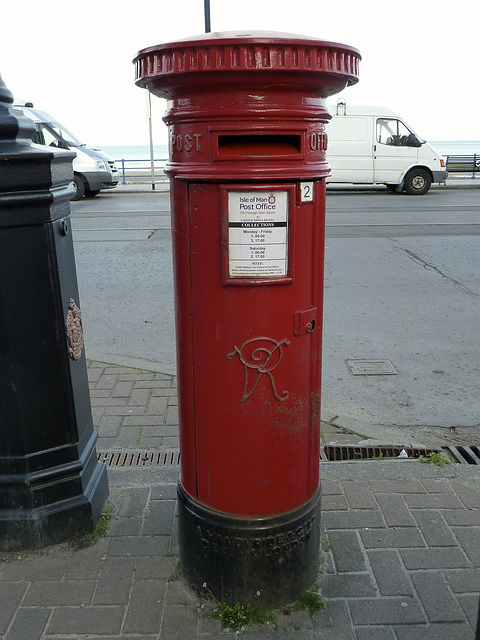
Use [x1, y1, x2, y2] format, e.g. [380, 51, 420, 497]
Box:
[171, 559, 181, 580]
[291, 583, 326, 616]
[88, 506, 115, 544]
[201, 581, 327, 632]
[202, 585, 277, 632]
[419, 452, 452, 466]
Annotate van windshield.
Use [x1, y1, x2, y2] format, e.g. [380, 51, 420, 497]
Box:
[376, 118, 423, 147]
[45, 120, 84, 147]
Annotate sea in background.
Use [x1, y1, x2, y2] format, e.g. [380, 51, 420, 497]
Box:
[102, 141, 479, 162]
[430, 140, 480, 156]
[102, 145, 169, 162]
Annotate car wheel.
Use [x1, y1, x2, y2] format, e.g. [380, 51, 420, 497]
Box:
[72, 175, 85, 201]
[404, 168, 431, 195]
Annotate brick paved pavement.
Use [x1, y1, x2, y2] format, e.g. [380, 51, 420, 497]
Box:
[0, 361, 478, 639]
[87, 362, 179, 452]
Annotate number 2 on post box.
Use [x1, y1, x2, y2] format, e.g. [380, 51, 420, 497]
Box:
[226, 189, 289, 281]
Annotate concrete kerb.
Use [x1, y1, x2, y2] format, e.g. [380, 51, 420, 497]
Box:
[112, 176, 480, 194]
[114, 181, 170, 193]
[85, 353, 410, 452]
[87, 352, 478, 454]
[86, 350, 177, 377]
[86, 352, 480, 454]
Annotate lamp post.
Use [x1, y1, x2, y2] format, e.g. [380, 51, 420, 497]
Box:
[204, 0, 211, 32]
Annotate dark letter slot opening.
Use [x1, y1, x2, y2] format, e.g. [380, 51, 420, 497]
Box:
[217, 134, 302, 158]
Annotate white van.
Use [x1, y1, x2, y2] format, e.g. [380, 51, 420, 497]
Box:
[15, 102, 118, 200]
[325, 101, 447, 195]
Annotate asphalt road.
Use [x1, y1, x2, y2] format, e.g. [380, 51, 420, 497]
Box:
[71, 184, 480, 443]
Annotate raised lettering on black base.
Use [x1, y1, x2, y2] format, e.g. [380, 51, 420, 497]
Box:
[177, 484, 321, 609]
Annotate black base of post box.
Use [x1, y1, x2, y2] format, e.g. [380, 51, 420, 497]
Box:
[177, 484, 321, 609]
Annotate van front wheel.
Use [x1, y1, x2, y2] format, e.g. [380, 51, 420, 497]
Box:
[404, 168, 431, 195]
[72, 175, 85, 201]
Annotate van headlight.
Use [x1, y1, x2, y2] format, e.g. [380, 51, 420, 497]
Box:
[96, 159, 107, 171]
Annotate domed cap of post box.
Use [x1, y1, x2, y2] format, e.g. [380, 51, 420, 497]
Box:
[134, 30, 360, 100]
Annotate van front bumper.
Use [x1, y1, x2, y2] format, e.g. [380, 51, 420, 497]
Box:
[86, 170, 118, 191]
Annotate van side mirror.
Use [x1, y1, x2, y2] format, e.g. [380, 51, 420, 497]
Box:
[407, 134, 422, 147]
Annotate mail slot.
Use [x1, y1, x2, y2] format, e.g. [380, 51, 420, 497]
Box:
[135, 31, 360, 608]
[216, 133, 303, 157]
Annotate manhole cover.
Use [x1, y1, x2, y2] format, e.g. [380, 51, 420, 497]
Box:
[346, 359, 397, 375]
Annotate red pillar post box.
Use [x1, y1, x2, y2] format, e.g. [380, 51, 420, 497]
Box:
[135, 31, 360, 608]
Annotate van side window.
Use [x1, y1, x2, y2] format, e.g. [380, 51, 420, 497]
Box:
[32, 130, 43, 145]
[376, 118, 420, 147]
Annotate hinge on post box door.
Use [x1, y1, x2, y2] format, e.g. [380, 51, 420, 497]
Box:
[294, 308, 317, 336]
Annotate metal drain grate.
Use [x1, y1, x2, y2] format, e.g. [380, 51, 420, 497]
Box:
[443, 446, 480, 465]
[322, 445, 442, 462]
[97, 446, 479, 467]
[98, 451, 180, 467]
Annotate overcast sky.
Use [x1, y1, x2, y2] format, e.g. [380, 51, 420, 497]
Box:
[1, 0, 478, 147]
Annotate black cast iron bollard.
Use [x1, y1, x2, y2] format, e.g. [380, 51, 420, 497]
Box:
[0, 75, 108, 550]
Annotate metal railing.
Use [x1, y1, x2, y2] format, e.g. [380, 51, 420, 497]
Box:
[445, 154, 479, 178]
[114, 154, 480, 183]
[116, 158, 168, 184]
